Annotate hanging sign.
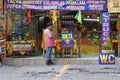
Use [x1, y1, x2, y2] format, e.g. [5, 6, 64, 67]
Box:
[62, 33, 74, 48]
[6, 0, 107, 11]
[98, 12, 115, 65]
[102, 12, 110, 45]
[108, 0, 120, 13]
[13, 41, 32, 52]
[86, 0, 107, 11]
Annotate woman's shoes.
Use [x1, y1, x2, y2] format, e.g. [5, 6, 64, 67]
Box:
[46, 60, 54, 65]
[0, 62, 2, 67]
[49, 60, 54, 65]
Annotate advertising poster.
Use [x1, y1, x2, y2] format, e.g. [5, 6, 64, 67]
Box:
[108, 0, 120, 13]
[13, 41, 32, 52]
[102, 12, 110, 45]
[98, 12, 115, 64]
[62, 33, 74, 48]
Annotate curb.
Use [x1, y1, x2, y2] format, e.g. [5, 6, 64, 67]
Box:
[2, 57, 120, 66]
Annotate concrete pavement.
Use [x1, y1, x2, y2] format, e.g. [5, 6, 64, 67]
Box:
[0, 64, 120, 80]
[1, 55, 120, 80]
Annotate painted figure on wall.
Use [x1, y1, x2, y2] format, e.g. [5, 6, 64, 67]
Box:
[113, 0, 119, 7]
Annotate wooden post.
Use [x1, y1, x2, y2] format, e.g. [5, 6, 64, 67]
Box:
[118, 32, 120, 57]
[78, 31, 81, 57]
[77, 24, 82, 57]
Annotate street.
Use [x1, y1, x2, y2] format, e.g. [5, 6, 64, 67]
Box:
[0, 64, 120, 80]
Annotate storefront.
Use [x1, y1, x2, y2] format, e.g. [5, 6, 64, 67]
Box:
[5, 0, 113, 58]
[0, 0, 6, 59]
[107, 0, 120, 57]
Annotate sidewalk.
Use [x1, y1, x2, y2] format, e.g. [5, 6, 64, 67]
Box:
[2, 54, 120, 66]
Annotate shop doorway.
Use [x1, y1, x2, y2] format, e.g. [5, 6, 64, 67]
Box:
[81, 12, 101, 55]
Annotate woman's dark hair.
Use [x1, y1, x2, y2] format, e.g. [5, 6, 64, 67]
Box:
[46, 22, 52, 27]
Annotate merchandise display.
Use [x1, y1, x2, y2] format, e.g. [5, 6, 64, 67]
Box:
[0, 0, 6, 59]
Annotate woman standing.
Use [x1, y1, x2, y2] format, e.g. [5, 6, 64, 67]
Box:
[44, 23, 56, 65]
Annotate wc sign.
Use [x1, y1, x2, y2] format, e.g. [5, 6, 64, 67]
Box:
[98, 12, 115, 64]
[99, 53, 115, 64]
